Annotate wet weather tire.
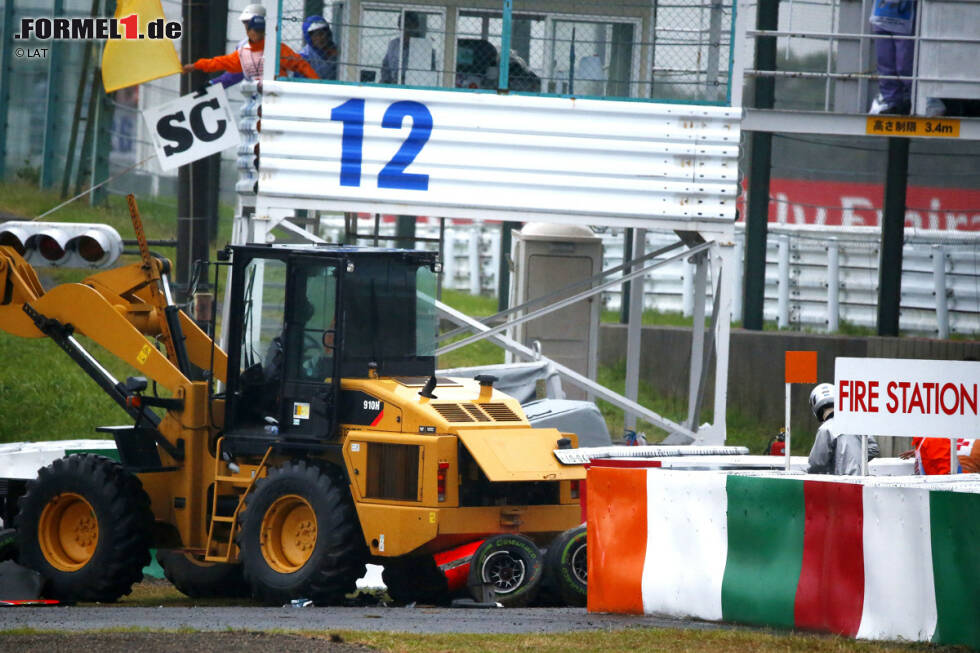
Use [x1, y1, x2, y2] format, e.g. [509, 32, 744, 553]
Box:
[237, 461, 366, 605]
[543, 525, 587, 607]
[466, 534, 543, 607]
[382, 556, 450, 605]
[156, 550, 250, 598]
[15, 454, 153, 602]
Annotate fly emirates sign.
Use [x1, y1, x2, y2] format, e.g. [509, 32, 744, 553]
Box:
[834, 358, 980, 438]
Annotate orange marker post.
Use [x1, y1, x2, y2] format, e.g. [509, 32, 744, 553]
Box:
[784, 351, 817, 471]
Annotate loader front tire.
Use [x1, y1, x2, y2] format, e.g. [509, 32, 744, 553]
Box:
[15, 454, 153, 602]
[238, 461, 366, 605]
[156, 550, 250, 598]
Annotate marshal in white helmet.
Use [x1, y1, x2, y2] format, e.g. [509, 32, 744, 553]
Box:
[806, 382, 879, 475]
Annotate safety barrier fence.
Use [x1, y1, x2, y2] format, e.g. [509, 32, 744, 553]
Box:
[308, 215, 980, 337]
[586, 465, 980, 648]
[740, 0, 980, 116]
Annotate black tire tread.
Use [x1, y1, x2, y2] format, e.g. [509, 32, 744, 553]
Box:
[156, 550, 250, 598]
[237, 460, 366, 605]
[382, 556, 449, 605]
[466, 533, 543, 608]
[543, 524, 587, 607]
[15, 454, 153, 602]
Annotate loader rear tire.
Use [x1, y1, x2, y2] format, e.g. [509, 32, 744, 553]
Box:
[156, 550, 250, 599]
[15, 454, 152, 602]
[238, 461, 366, 605]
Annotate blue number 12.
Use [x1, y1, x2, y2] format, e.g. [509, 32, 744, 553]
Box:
[329, 99, 432, 191]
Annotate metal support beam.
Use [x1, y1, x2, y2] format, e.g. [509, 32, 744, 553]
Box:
[436, 299, 697, 442]
[178, 0, 217, 301]
[624, 229, 646, 430]
[40, 0, 66, 189]
[439, 240, 683, 343]
[0, 0, 15, 178]
[686, 251, 708, 429]
[497, 222, 514, 312]
[619, 228, 634, 323]
[877, 137, 909, 336]
[743, 0, 778, 330]
[437, 239, 711, 356]
[395, 215, 416, 250]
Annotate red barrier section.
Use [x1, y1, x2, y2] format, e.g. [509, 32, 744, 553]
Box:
[586, 466, 647, 614]
[794, 481, 865, 636]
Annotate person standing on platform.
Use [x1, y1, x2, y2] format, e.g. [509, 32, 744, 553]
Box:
[300, 15, 339, 81]
[869, 0, 916, 115]
[182, 15, 319, 82]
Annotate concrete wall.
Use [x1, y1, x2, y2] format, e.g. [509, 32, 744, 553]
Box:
[599, 324, 980, 454]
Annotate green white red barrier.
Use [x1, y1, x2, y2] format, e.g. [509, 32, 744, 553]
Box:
[587, 467, 980, 648]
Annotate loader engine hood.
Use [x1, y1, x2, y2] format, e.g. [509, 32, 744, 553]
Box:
[456, 427, 585, 482]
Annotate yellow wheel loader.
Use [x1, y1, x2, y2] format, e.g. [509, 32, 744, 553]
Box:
[0, 202, 586, 606]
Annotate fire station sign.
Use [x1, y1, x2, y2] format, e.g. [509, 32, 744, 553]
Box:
[834, 358, 980, 438]
[143, 83, 240, 170]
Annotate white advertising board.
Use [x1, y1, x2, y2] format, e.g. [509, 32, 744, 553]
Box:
[834, 358, 980, 438]
[142, 84, 240, 171]
[255, 81, 741, 232]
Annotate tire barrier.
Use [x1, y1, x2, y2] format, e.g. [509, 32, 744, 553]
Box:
[587, 466, 980, 649]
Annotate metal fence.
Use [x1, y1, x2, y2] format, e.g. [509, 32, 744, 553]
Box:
[302, 215, 980, 337]
[741, 0, 980, 115]
[276, 0, 735, 104]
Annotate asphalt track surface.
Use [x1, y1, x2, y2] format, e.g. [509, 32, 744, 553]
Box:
[0, 605, 726, 634]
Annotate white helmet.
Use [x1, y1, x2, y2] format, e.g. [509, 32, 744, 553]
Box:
[809, 383, 835, 419]
[240, 4, 266, 22]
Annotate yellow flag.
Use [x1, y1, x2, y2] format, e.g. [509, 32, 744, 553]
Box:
[101, 0, 181, 92]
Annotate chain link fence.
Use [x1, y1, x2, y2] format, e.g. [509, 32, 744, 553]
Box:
[277, 0, 734, 103]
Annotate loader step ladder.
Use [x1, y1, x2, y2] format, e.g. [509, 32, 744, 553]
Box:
[204, 438, 273, 562]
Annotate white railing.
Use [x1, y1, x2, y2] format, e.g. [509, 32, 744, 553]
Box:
[306, 216, 979, 337]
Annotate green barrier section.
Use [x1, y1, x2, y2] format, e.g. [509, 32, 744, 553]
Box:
[721, 475, 805, 628]
[930, 490, 980, 649]
[64, 447, 120, 462]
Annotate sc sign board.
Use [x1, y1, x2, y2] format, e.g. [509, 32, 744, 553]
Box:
[834, 358, 980, 438]
[142, 84, 239, 171]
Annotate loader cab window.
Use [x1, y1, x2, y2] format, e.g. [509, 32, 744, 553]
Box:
[284, 263, 338, 383]
[238, 257, 288, 385]
[340, 257, 437, 378]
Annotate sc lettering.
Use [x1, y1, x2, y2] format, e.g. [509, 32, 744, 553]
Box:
[155, 97, 226, 157]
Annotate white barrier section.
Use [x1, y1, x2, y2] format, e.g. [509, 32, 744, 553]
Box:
[641, 471, 728, 620]
[255, 82, 741, 231]
[857, 486, 937, 641]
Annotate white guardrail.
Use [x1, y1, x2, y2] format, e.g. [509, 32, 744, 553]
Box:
[305, 217, 979, 338]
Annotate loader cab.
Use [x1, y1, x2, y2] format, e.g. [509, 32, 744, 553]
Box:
[222, 244, 439, 455]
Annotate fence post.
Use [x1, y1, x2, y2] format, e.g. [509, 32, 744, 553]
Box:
[933, 244, 949, 339]
[777, 234, 790, 328]
[468, 224, 481, 295]
[827, 237, 840, 332]
[732, 237, 744, 323]
[488, 229, 500, 296]
[444, 229, 458, 291]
